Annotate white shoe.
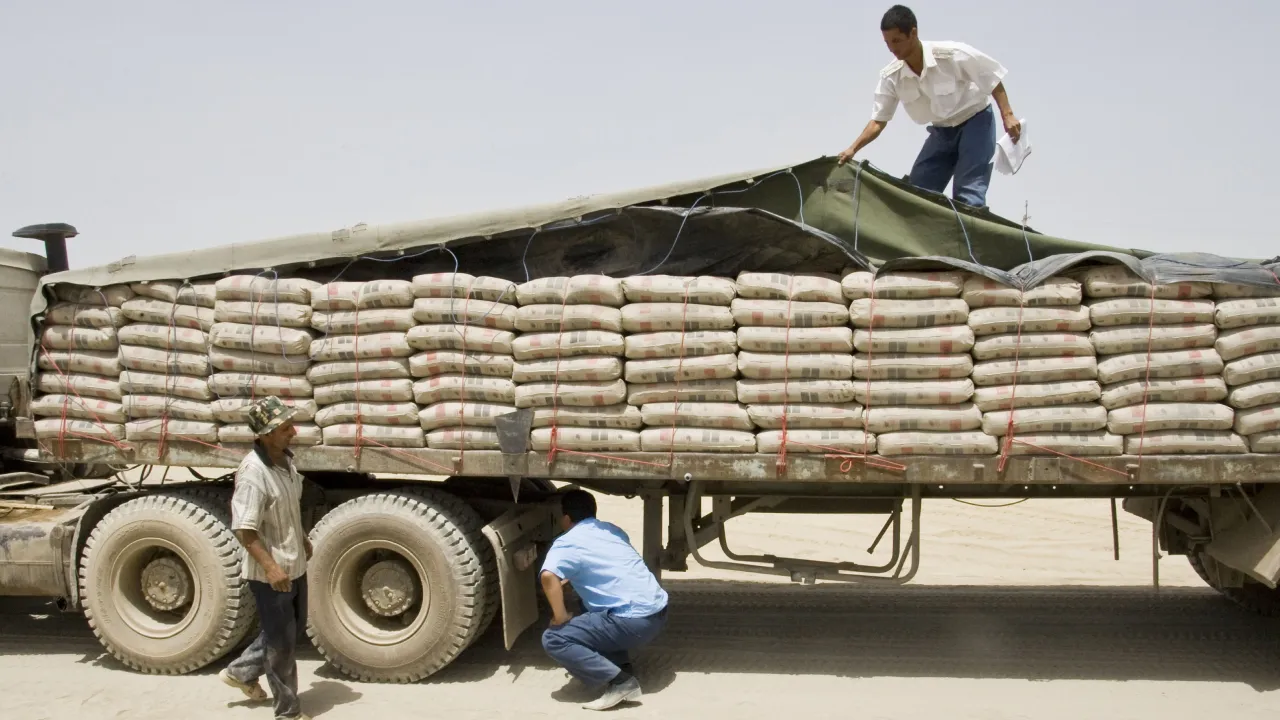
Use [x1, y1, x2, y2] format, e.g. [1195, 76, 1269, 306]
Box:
[583, 677, 642, 711]
[219, 668, 268, 702]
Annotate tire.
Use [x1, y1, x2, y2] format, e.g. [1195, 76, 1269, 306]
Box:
[305, 489, 498, 682]
[80, 491, 256, 673]
[1188, 551, 1280, 617]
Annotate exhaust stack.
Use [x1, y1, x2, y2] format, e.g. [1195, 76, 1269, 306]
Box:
[12, 223, 77, 273]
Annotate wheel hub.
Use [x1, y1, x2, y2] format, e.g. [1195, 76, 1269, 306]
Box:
[360, 559, 418, 617]
[140, 556, 192, 612]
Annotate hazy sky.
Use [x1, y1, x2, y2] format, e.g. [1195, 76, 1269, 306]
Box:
[1, 1, 1272, 270]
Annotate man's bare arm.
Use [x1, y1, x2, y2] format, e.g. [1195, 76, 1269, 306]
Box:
[540, 570, 572, 626]
[235, 529, 291, 592]
[990, 82, 1021, 143]
[837, 119, 887, 165]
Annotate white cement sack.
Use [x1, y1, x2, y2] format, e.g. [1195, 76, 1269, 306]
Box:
[312, 280, 415, 311]
[1090, 323, 1217, 355]
[210, 323, 312, 355]
[733, 299, 850, 328]
[315, 379, 414, 405]
[640, 402, 752, 431]
[1229, 380, 1280, 410]
[1215, 298, 1280, 329]
[974, 380, 1102, 412]
[312, 308, 416, 335]
[219, 423, 322, 446]
[876, 431, 998, 456]
[119, 324, 207, 353]
[211, 397, 318, 424]
[38, 373, 122, 401]
[737, 326, 853, 354]
[40, 325, 117, 351]
[735, 272, 843, 303]
[855, 379, 975, 406]
[640, 427, 756, 452]
[865, 404, 982, 433]
[53, 284, 133, 307]
[513, 357, 624, 383]
[1250, 431, 1280, 453]
[971, 356, 1098, 386]
[417, 402, 519, 431]
[323, 424, 425, 448]
[121, 395, 215, 423]
[409, 351, 515, 378]
[413, 375, 516, 405]
[1079, 266, 1211, 300]
[1224, 352, 1280, 386]
[125, 419, 218, 443]
[1004, 431, 1124, 456]
[531, 404, 644, 429]
[1088, 298, 1215, 327]
[1213, 283, 1280, 299]
[1217, 326, 1280, 361]
[756, 429, 876, 454]
[962, 276, 1082, 307]
[307, 358, 412, 385]
[209, 373, 311, 399]
[983, 404, 1108, 436]
[529, 427, 641, 452]
[311, 332, 414, 361]
[37, 350, 120, 377]
[119, 371, 211, 401]
[514, 379, 628, 408]
[407, 324, 516, 354]
[627, 379, 738, 405]
[1125, 431, 1247, 455]
[620, 303, 735, 332]
[120, 345, 210, 377]
[516, 305, 623, 333]
[621, 276, 736, 305]
[967, 306, 1091, 335]
[626, 354, 738, 383]
[625, 331, 737, 359]
[1096, 349, 1224, 384]
[516, 276, 625, 307]
[413, 298, 518, 330]
[853, 326, 975, 354]
[1234, 405, 1280, 436]
[426, 428, 502, 451]
[46, 304, 126, 328]
[738, 352, 853, 381]
[130, 281, 216, 308]
[34, 418, 124, 442]
[848, 298, 968, 329]
[216, 276, 319, 305]
[854, 353, 973, 381]
[972, 332, 1094, 360]
[842, 271, 964, 300]
[747, 403, 864, 430]
[214, 300, 312, 329]
[411, 273, 517, 302]
[30, 395, 126, 423]
[1107, 403, 1235, 434]
[1102, 377, 1228, 409]
[315, 402, 421, 428]
[738, 379, 859, 404]
[512, 331, 624, 360]
[209, 347, 307, 376]
[122, 298, 214, 332]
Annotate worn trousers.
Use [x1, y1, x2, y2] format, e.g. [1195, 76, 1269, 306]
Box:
[226, 575, 308, 719]
[908, 103, 997, 208]
[542, 607, 668, 688]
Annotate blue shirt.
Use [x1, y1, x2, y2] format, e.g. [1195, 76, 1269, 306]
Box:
[541, 518, 668, 618]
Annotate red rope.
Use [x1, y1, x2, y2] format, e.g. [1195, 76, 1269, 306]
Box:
[861, 276, 878, 458]
[454, 278, 476, 469]
[1009, 438, 1130, 477]
[352, 284, 364, 460]
[665, 281, 694, 468]
[36, 295, 130, 454]
[1133, 283, 1159, 470]
[996, 290, 1027, 473]
[776, 275, 797, 474]
[545, 287, 572, 466]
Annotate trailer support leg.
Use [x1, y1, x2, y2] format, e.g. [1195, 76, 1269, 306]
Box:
[642, 492, 664, 581]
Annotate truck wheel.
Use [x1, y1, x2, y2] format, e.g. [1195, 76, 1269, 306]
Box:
[1188, 551, 1280, 616]
[80, 492, 256, 673]
[305, 489, 497, 683]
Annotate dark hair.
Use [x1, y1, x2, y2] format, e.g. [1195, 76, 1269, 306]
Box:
[560, 489, 597, 523]
[881, 5, 917, 34]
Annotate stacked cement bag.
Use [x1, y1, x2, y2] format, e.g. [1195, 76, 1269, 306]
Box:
[734, 272, 867, 455]
[1080, 266, 1242, 454]
[410, 273, 519, 451]
[32, 285, 131, 444]
[511, 276, 635, 453]
[965, 275, 1116, 455]
[1212, 282, 1280, 452]
[845, 270, 991, 456]
[210, 276, 321, 445]
[621, 275, 747, 453]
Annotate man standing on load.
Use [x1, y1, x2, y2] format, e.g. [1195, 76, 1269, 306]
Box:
[837, 4, 1021, 208]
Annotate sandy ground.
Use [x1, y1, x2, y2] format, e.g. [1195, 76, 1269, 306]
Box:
[3, 495, 1280, 720]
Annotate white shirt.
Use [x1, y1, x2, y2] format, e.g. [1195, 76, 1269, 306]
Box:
[871, 41, 1008, 128]
[230, 445, 308, 582]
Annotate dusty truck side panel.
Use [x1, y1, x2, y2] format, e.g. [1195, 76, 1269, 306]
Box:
[0, 505, 78, 597]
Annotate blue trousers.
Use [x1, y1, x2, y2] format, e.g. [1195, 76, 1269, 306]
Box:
[908, 104, 997, 208]
[226, 575, 308, 719]
[542, 607, 668, 688]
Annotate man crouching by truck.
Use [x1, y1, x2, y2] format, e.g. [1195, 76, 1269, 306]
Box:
[218, 396, 312, 720]
[540, 489, 669, 711]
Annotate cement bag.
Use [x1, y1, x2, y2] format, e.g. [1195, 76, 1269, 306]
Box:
[627, 379, 738, 405]
[1096, 349, 1224, 384]
[220, 423, 322, 446]
[747, 403, 864, 430]
[1234, 405, 1280, 436]
[735, 272, 843, 303]
[53, 284, 133, 307]
[412, 273, 517, 302]
[514, 379, 628, 408]
[1224, 352, 1280, 386]
[1079, 266, 1211, 299]
[972, 332, 1093, 360]
[38, 373, 122, 401]
[119, 324, 208, 353]
[1213, 283, 1280, 299]
[119, 371, 211, 401]
[312, 280, 415, 310]
[1090, 324, 1217, 355]
[1088, 298, 1214, 327]
[125, 419, 218, 443]
[621, 275, 736, 305]
[130, 281, 217, 308]
[640, 402, 753, 431]
[842, 271, 964, 300]
[30, 395, 126, 423]
[855, 379, 974, 406]
[410, 351, 515, 378]
[756, 429, 876, 454]
[512, 331, 624, 360]
[314, 379, 415, 405]
[211, 397, 319, 424]
[1248, 431, 1280, 453]
[122, 395, 215, 423]
[122, 298, 215, 332]
[214, 301, 312, 328]
[853, 326, 975, 354]
[513, 356, 624, 383]
[738, 379, 858, 404]
[625, 331, 737, 359]
[517, 305, 623, 333]
[865, 404, 982, 433]
[216, 276, 319, 305]
[1215, 298, 1280, 329]
[738, 352, 853, 381]
[736, 326, 853, 354]
[1102, 377, 1228, 410]
[1229, 380, 1280, 410]
[640, 427, 756, 453]
[967, 306, 1091, 335]
[34, 418, 125, 442]
[982, 405, 1108, 436]
[40, 325, 118, 351]
[210, 323, 312, 355]
[974, 380, 1102, 412]
[46, 304, 126, 328]
[530, 427, 641, 452]
[311, 332, 414, 361]
[848, 298, 967, 329]
[426, 428, 501, 451]
[853, 353, 973, 381]
[626, 354, 739, 383]
[323, 424, 425, 448]
[311, 308, 416, 335]
[516, 276, 626, 307]
[118, 346, 209, 377]
[962, 276, 1081, 307]
[1124, 430, 1247, 455]
[413, 376, 516, 405]
[732, 299, 849, 328]
[407, 325, 516, 354]
[1217, 326, 1280, 361]
[209, 373, 311, 400]
[971, 356, 1098, 386]
[315, 401, 421, 428]
[620, 303, 735, 332]
[531, 404, 644, 429]
[876, 431, 998, 456]
[37, 350, 121, 378]
[307, 358, 412, 385]
[413, 298, 518, 330]
[1005, 432, 1123, 456]
[1107, 403, 1235, 434]
[416, 402, 518, 431]
[209, 347, 307, 376]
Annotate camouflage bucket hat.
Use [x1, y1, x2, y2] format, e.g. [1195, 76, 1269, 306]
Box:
[247, 396, 299, 436]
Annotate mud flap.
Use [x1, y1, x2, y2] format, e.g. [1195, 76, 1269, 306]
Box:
[480, 503, 556, 650]
[1205, 486, 1280, 589]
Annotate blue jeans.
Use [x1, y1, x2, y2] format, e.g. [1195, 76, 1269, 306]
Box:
[226, 575, 308, 719]
[542, 607, 668, 688]
[908, 104, 997, 208]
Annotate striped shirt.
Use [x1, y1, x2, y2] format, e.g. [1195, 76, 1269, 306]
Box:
[230, 444, 308, 582]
